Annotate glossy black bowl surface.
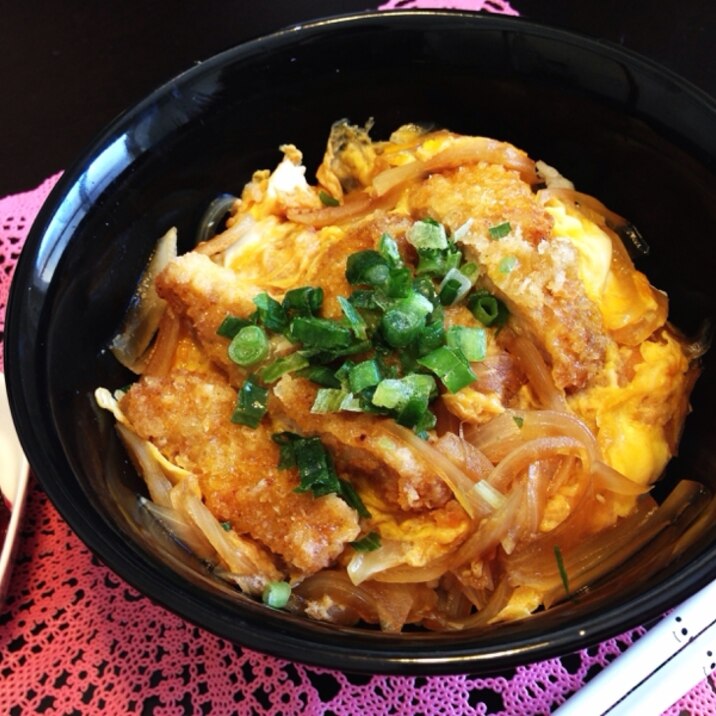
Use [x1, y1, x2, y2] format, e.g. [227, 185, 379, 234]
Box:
[6, 11, 716, 674]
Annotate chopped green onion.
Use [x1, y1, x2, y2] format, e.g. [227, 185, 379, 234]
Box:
[253, 292, 288, 333]
[318, 190, 340, 207]
[289, 316, 354, 350]
[386, 266, 412, 299]
[262, 580, 292, 608]
[259, 351, 309, 383]
[273, 432, 370, 515]
[498, 255, 518, 274]
[231, 377, 269, 428]
[220, 520, 232, 531]
[217, 314, 256, 338]
[295, 365, 340, 388]
[283, 286, 324, 317]
[446, 326, 487, 362]
[513, 415, 524, 428]
[345, 250, 390, 286]
[311, 387, 352, 414]
[554, 545, 570, 595]
[381, 306, 424, 348]
[406, 218, 448, 250]
[228, 325, 270, 366]
[338, 296, 368, 340]
[348, 289, 379, 310]
[272, 431, 301, 468]
[438, 267, 475, 306]
[351, 532, 381, 551]
[467, 290, 509, 327]
[378, 233, 403, 267]
[417, 346, 477, 393]
[338, 478, 371, 518]
[371, 374, 436, 429]
[415, 246, 462, 278]
[348, 359, 382, 393]
[417, 317, 446, 356]
[488, 221, 512, 240]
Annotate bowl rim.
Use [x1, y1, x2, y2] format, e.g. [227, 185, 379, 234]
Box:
[5, 9, 716, 674]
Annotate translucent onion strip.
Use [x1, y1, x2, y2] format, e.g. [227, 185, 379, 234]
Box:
[463, 409, 599, 464]
[286, 190, 374, 227]
[372, 137, 538, 197]
[382, 422, 489, 518]
[293, 570, 379, 624]
[138, 495, 216, 561]
[110, 226, 177, 372]
[171, 477, 281, 582]
[116, 423, 173, 508]
[503, 332, 568, 410]
[142, 307, 181, 378]
[485, 436, 589, 492]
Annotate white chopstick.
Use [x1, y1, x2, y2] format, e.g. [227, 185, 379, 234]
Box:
[554, 579, 716, 715]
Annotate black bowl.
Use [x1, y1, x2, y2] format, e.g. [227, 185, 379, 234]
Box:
[6, 11, 716, 674]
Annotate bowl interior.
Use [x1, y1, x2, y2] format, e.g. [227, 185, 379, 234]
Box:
[6, 12, 716, 674]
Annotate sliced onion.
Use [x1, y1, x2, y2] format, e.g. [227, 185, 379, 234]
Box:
[382, 422, 487, 519]
[195, 193, 238, 244]
[286, 190, 373, 227]
[592, 460, 651, 496]
[485, 436, 589, 492]
[371, 556, 451, 584]
[138, 495, 216, 561]
[445, 577, 514, 630]
[171, 477, 281, 581]
[503, 332, 567, 410]
[464, 408, 600, 464]
[116, 423, 173, 507]
[293, 570, 379, 624]
[346, 539, 408, 585]
[142, 306, 181, 378]
[110, 227, 177, 373]
[372, 137, 538, 197]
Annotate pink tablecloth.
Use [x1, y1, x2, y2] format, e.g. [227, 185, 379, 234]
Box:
[1, 174, 715, 716]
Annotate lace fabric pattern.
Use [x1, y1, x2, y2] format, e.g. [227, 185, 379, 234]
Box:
[2, 3, 716, 709]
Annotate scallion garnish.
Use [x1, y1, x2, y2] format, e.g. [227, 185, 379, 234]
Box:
[348, 359, 383, 393]
[217, 314, 257, 338]
[253, 292, 288, 333]
[289, 316, 354, 350]
[406, 218, 448, 250]
[228, 325, 270, 366]
[272, 432, 370, 516]
[378, 233, 403, 268]
[554, 545, 570, 596]
[467, 290, 509, 327]
[345, 250, 390, 286]
[498, 255, 518, 274]
[282, 286, 324, 318]
[488, 221, 512, 240]
[338, 296, 368, 340]
[231, 376, 269, 428]
[351, 531, 381, 551]
[295, 365, 341, 388]
[417, 346, 477, 393]
[318, 190, 340, 207]
[446, 326, 487, 362]
[262, 580, 292, 608]
[438, 267, 475, 306]
[260, 351, 309, 383]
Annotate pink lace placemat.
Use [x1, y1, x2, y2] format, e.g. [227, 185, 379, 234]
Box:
[1, 4, 715, 713]
[3, 172, 716, 716]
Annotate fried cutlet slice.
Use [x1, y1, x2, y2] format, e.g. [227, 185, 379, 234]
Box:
[120, 369, 360, 576]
